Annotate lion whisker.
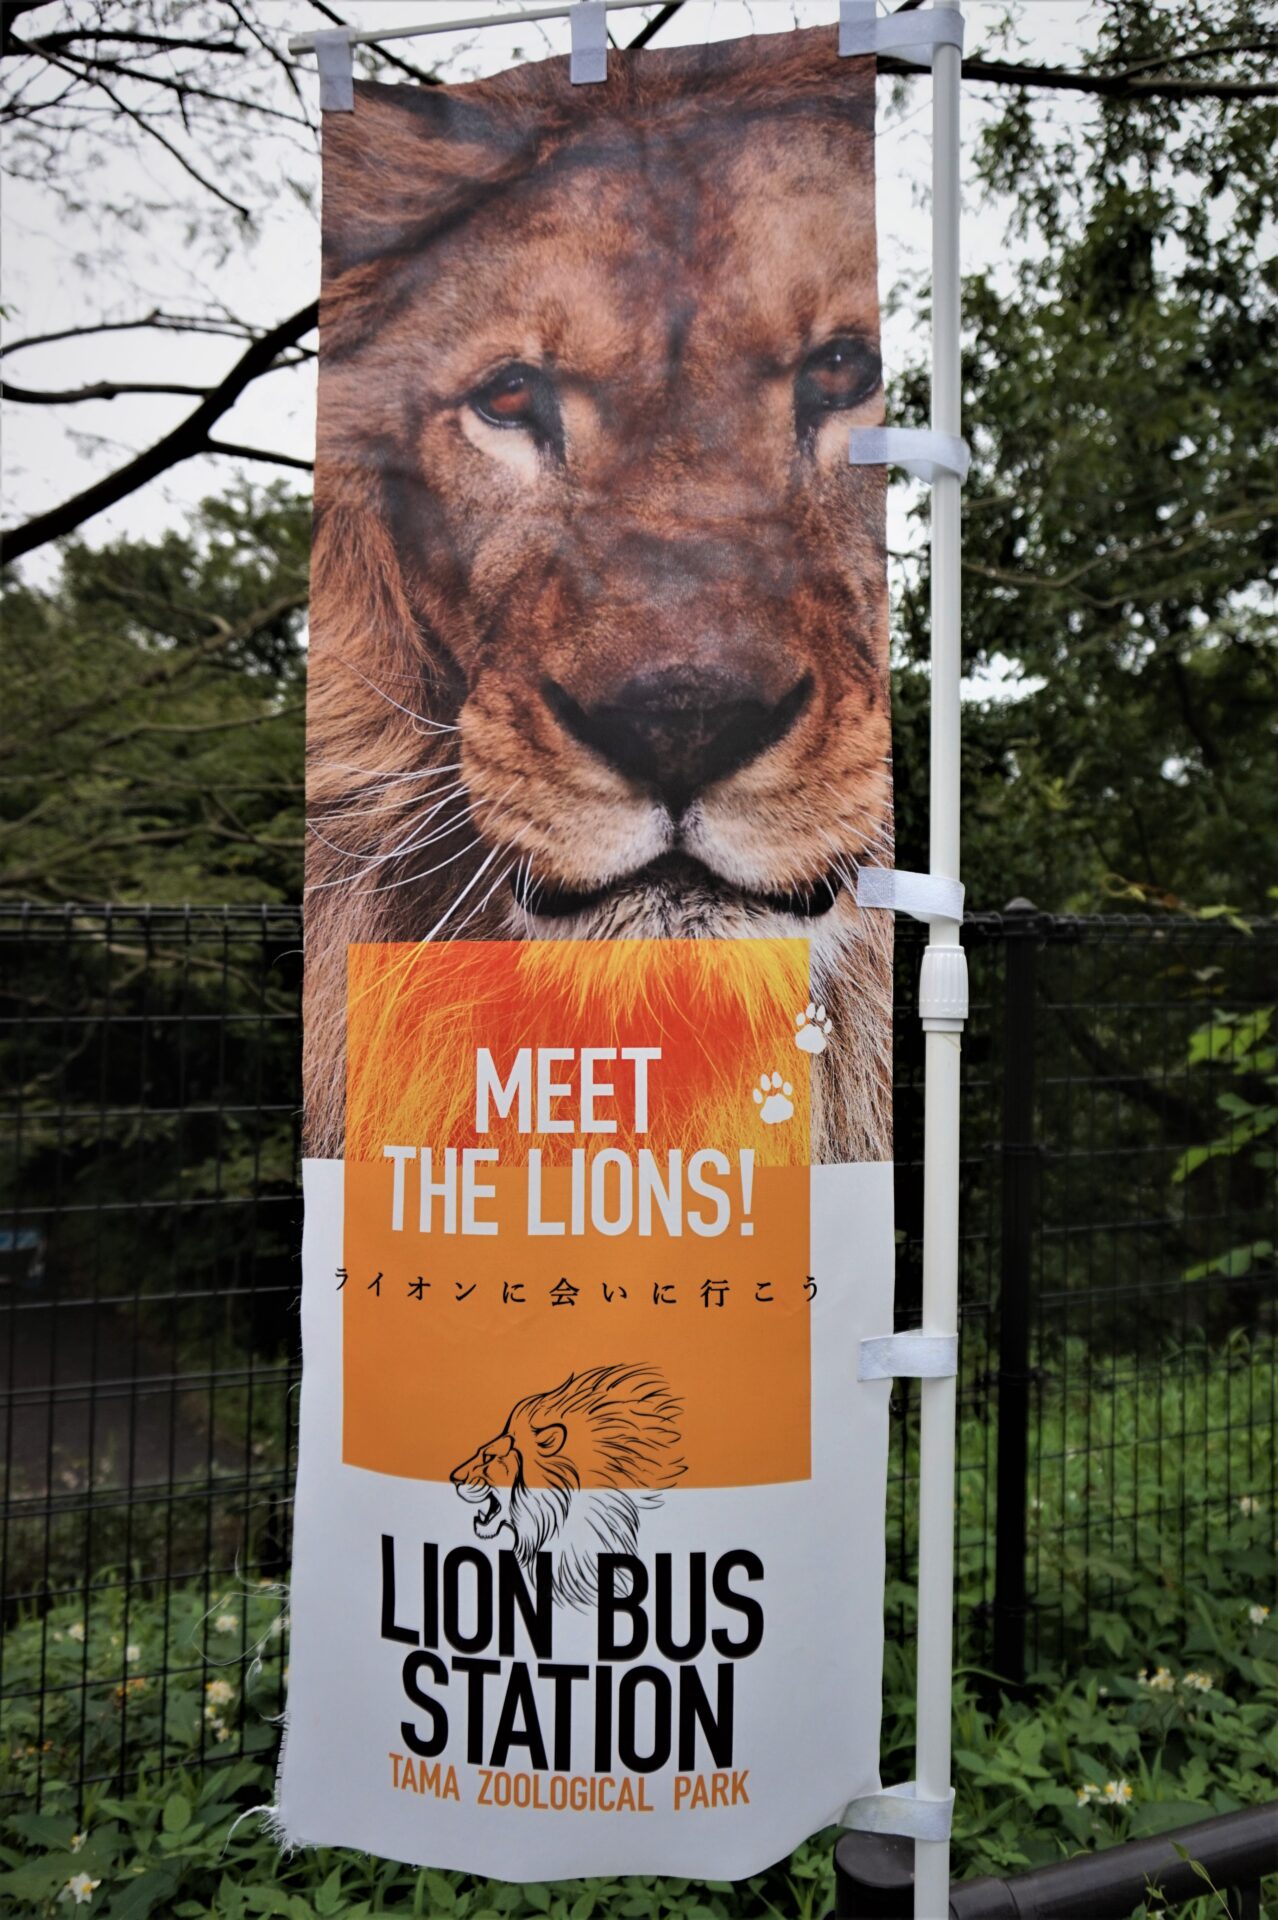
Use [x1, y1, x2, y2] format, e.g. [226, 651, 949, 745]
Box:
[415, 839, 508, 938]
[315, 771, 466, 820]
[358, 832, 488, 899]
[303, 795, 474, 883]
[445, 856, 517, 941]
[332, 656, 459, 732]
[313, 758, 462, 782]
[304, 785, 469, 867]
[356, 782, 521, 904]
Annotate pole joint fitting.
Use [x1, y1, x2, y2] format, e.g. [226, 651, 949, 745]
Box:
[919, 945, 968, 1032]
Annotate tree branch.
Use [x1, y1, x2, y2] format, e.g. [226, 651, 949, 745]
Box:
[8, 34, 256, 219]
[2, 378, 211, 406]
[14, 31, 240, 56]
[1, 596, 306, 762]
[624, 3, 685, 52]
[1096, 35, 1278, 75]
[93, 701, 305, 750]
[0, 303, 318, 564]
[626, 0, 1274, 97]
[204, 439, 315, 473]
[878, 49, 1278, 101]
[0, 313, 298, 356]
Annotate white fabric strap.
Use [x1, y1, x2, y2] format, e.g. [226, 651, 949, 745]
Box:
[856, 867, 965, 925]
[314, 29, 354, 113]
[570, 1, 607, 83]
[839, 1, 965, 63]
[849, 426, 971, 484]
[859, 1333, 958, 1382]
[844, 1782, 956, 1842]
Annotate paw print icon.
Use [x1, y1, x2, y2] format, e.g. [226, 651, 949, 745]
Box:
[752, 1071, 794, 1125]
[794, 1002, 833, 1055]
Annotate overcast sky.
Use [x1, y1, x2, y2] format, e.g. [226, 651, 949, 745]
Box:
[2, 0, 1097, 624]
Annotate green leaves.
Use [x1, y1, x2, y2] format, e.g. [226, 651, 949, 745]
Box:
[0, 483, 309, 909]
[312, 1867, 345, 1915]
[110, 1868, 183, 1920]
[890, 2, 1277, 917]
[162, 1793, 194, 1835]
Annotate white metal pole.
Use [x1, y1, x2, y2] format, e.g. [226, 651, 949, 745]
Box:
[288, 0, 656, 56]
[914, 4, 963, 1918]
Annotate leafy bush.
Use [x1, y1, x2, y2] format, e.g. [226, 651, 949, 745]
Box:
[2, 1554, 1275, 1917]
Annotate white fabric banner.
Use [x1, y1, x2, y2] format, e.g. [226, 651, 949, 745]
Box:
[281, 1156, 891, 1877]
[282, 18, 897, 1880]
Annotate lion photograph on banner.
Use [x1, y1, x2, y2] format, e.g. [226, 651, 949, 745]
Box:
[304, 28, 892, 1166]
[284, 25, 896, 1880]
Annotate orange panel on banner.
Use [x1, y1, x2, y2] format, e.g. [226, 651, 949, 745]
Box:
[342, 939, 812, 1486]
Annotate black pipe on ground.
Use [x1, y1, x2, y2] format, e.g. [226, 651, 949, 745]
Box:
[832, 1802, 1278, 1918]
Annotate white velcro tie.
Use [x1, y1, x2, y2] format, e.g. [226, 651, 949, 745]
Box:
[314, 29, 354, 113]
[570, 1, 607, 83]
[849, 426, 971, 484]
[843, 1782, 956, 1843]
[839, 1, 965, 64]
[856, 868, 965, 925]
[859, 1333, 958, 1382]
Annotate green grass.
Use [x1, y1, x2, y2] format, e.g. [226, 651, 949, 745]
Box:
[1, 1337, 1274, 1917]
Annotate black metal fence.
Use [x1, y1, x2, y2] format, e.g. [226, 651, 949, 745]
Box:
[1, 903, 1274, 1808]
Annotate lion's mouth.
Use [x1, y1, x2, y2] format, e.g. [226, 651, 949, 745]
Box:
[511, 852, 842, 921]
[474, 1491, 504, 1537]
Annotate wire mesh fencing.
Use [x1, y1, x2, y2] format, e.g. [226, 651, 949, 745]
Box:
[1, 903, 1273, 1807]
[1, 907, 300, 1807]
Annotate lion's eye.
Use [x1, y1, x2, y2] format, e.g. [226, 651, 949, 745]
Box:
[468, 362, 564, 459]
[794, 336, 881, 442]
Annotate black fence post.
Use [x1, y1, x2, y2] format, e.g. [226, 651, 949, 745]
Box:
[991, 900, 1038, 1689]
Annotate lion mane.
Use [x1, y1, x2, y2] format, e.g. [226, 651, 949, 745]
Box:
[450, 1363, 685, 1609]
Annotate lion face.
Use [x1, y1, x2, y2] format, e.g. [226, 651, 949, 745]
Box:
[306, 37, 892, 1159]
[449, 1417, 567, 1543]
[448, 1365, 684, 1607]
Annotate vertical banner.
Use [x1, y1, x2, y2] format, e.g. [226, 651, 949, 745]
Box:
[281, 27, 894, 1879]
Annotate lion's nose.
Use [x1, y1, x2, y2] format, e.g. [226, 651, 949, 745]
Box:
[542, 669, 812, 817]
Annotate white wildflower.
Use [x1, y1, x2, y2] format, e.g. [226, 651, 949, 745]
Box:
[125, 1645, 140, 1663]
[1102, 1779, 1133, 1805]
[1138, 1665, 1175, 1691]
[1238, 1495, 1260, 1516]
[1181, 1671, 1213, 1693]
[1247, 1603, 1270, 1627]
[214, 1614, 238, 1635]
[1076, 1782, 1099, 1805]
[215, 1723, 232, 1743]
[69, 1832, 87, 1853]
[61, 1873, 100, 1906]
[66, 1623, 85, 1644]
[204, 1678, 234, 1706]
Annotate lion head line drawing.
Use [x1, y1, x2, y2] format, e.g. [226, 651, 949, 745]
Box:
[450, 1363, 686, 1610]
